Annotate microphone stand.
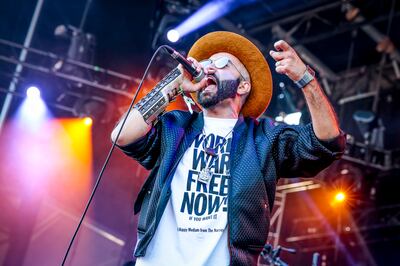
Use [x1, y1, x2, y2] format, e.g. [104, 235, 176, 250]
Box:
[260, 244, 296, 266]
[60, 45, 170, 265]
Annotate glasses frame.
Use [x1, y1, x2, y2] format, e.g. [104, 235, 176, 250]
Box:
[199, 57, 247, 81]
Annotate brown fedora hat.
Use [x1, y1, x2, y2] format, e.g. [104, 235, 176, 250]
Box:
[188, 31, 273, 118]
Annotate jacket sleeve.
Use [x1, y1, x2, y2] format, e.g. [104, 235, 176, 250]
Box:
[272, 123, 346, 178]
[116, 122, 162, 170]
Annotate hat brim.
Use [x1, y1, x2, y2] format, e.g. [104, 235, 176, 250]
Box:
[188, 31, 273, 118]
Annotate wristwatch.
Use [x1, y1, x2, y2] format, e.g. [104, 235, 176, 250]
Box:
[294, 65, 315, 89]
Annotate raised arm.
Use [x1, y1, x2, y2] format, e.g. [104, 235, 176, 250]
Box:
[269, 40, 340, 141]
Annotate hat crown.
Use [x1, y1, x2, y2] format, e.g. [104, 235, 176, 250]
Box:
[188, 31, 273, 118]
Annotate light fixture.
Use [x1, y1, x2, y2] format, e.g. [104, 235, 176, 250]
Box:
[26, 86, 41, 99]
[275, 111, 302, 125]
[167, 29, 180, 43]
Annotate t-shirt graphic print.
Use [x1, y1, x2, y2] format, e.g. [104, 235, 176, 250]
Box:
[136, 116, 237, 266]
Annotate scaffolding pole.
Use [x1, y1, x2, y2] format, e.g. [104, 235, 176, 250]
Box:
[0, 0, 44, 133]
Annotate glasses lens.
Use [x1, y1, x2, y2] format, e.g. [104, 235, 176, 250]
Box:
[199, 59, 212, 68]
[214, 57, 229, 69]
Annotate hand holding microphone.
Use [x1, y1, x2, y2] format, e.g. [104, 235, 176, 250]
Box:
[164, 46, 209, 93]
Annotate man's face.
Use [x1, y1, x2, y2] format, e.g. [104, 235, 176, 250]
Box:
[197, 53, 248, 109]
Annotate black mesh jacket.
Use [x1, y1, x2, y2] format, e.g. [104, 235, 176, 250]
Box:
[118, 110, 345, 265]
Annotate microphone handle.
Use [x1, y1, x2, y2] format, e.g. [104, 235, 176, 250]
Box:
[165, 46, 204, 82]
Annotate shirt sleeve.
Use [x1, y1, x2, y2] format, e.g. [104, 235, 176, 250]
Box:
[274, 123, 346, 178]
[115, 122, 162, 170]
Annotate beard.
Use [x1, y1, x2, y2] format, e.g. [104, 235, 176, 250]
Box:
[197, 76, 240, 109]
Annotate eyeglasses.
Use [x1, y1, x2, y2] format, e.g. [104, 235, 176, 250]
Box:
[199, 57, 247, 81]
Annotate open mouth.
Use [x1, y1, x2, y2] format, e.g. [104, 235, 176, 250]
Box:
[200, 75, 217, 94]
[205, 76, 217, 87]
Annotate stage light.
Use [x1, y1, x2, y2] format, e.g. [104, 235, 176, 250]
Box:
[83, 117, 92, 126]
[284, 112, 302, 125]
[17, 86, 49, 129]
[26, 86, 41, 99]
[73, 96, 113, 124]
[275, 111, 302, 125]
[353, 110, 376, 140]
[334, 192, 346, 202]
[167, 29, 180, 43]
[174, 0, 255, 38]
[330, 191, 348, 208]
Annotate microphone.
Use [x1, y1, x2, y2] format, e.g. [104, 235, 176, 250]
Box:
[164, 46, 204, 83]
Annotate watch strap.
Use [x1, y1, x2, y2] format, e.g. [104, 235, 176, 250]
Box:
[294, 65, 315, 89]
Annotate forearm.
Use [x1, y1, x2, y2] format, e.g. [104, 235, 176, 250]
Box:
[269, 40, 341, 140]
[111, 68, 183, 146]
[111, 109, 151, 146]
[302, 79, 340, 140]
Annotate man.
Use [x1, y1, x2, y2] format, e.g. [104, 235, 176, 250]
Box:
[111, 32, 345, 265]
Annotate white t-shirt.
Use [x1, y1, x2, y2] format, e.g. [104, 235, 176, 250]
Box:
[136, 116, 237, 266]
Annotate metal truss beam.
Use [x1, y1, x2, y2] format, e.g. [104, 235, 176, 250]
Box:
[343, 3, 400, 62]
[0, 0, 44, 133]
[268, 180, 321, 247]
[272, 25, 339, 81]
[285, 204, 400, 252]
[248, 1, 343, 35]
[0, 54, 133, 98]
[216, 18, 268, 54]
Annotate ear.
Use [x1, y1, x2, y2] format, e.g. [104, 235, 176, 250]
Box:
[237, 80, 251, 96]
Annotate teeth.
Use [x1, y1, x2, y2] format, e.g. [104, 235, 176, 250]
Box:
[206, 76, 216, 86]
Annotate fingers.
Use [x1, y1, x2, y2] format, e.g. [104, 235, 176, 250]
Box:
[269, 40, 307, 81]
[269, 49, 292, 74]
[274, 59, 291, 75]
[274, 58, 290, 67]
[179, 56, 217, 93]
[274, 40, 291, 52]
[181, 78, 207, 93]
[192, 78, 207, 91]
[187, 57, 202, 74]
[269, 50, 289, 61]
[203, 67, 216, 75]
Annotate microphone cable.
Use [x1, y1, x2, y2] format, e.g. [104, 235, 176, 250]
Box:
[61, 45, 170, 266]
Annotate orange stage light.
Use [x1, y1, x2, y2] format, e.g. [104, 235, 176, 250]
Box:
[83, 117, 93, 126]
[334, 192, 346, 202]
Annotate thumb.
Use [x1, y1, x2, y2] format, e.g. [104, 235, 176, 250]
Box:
[191, 79, 207, 92]
[182, 78, 207, 93]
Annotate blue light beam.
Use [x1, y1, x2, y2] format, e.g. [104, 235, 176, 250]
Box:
[174, 0, 256, 38]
